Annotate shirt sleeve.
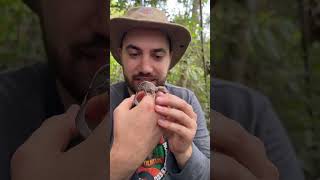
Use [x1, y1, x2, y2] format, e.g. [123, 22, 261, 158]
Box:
[255, 95, 305, 180]
[167, 91, 210, 180]
[213, 79, 305, 180]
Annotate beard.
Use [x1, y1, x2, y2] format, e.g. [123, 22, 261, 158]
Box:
[124, 72, 167, 94]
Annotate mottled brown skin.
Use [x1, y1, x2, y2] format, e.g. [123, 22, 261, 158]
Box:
[133, 81, 168, 106]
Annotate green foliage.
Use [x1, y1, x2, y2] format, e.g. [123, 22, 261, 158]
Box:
[0, 0, 45, 71]
[110, 54, 124, 83]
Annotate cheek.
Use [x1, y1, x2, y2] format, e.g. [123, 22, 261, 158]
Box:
[122, 58, 138, 74]
[159, 68, 169, 79]
[156, 59, 170, 76]
[122, 63, 135, 79]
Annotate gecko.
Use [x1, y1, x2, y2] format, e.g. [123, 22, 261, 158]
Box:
[133, 81, 168, 106]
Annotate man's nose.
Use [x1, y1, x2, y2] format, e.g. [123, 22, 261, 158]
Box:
[138, 55, 153, 74]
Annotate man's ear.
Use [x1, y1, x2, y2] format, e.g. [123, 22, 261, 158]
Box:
[117, 48, 122, 58]
[117, 48, 123, 64]
[170, 52, 173, 64]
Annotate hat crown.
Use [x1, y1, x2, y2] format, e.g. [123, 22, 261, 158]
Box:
[124, 7, 169, 23]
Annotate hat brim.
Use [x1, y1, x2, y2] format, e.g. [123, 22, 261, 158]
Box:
[23, 0, 39, 14]
[110, 17, 191, 69]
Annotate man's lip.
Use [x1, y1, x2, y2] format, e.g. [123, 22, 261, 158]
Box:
[134, 78, 156, 82]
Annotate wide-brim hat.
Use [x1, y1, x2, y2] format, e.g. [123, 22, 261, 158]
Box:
[23, 0, 40, 14]
[110, 7, 191, 69]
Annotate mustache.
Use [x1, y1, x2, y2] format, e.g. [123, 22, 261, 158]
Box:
[133, 73, 156, 80]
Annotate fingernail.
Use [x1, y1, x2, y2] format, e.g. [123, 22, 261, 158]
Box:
[156, 96, 164, 103]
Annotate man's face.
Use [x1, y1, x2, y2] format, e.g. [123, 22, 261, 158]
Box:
[119, 29, 171, 93]
[39, 0, 109, 101]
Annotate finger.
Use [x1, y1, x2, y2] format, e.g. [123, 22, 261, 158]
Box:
[156, 93, 196, 119]
[114, 95, 134, 113]
[213, 151, 258, 180]
[155, 91, 166, 97]
[136, 94, 156, 111]
[85, 92, 109, 125]
[66, 114, 109, 176]
[212, 110, 279, 179]
[24, 105, 80, 154]
[83, 114, 109, 153]
[155, 105, 196, 129]
[158, 119, 191, 139]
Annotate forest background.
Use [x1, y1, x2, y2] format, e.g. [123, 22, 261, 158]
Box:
[1, 0, 320, 179]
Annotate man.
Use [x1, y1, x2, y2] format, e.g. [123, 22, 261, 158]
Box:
[109, 7, 210, 179]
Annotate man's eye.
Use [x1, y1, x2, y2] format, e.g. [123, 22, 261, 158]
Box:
[154, 54, 164, 59]
[129, 53, 139, 57]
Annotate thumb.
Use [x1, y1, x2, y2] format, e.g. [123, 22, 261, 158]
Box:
[85, 93, 109, 127]
[115, 95, 135, 112]
[25, 105, 80, 154]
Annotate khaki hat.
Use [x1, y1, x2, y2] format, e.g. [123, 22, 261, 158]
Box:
[110, 6, 191, 69]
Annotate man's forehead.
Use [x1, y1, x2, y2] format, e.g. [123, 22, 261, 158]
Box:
[125, 44, 168, 53]
[122, 28, 170, 49]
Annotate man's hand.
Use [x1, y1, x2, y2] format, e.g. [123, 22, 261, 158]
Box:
[111, 94, 163, 179]
[155, 92, 197, 168]
[11, 105, 108, 180]
[211, 111, 279, 180]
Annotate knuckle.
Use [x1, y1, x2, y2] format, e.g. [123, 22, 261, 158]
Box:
[229, 124, 250, 147]
[113, 108, 119, 117]
[269, 161, 279, 179]
[182, 101, 189, 110]
[229, 123, 265, 152]
[114, 104, 122, 114]
[193, 120, 198, 129]
[164, 107, 170, 114]
[176, 126, 183, 135]
[251, 136, 265, 151]
[186, 103, 193, 111]
[193, 112, 197, 120]
[142, 99, 154, 111]
[11, 145, 29, 168]
[188, 115, 197, 128]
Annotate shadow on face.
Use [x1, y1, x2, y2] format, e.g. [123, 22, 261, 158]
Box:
[39, 0, 110, 102]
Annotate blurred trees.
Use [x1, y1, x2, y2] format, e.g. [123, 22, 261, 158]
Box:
[212, 0, 320, 179]
[0, 0, 45, 71]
